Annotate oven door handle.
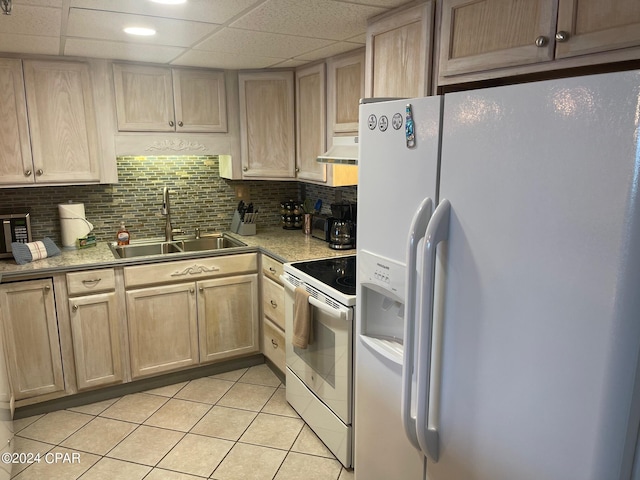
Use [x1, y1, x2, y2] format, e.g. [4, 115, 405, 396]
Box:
[281, 275, 352, 322]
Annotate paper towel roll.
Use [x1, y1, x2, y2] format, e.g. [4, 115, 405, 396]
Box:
[59, 202, 94, 248]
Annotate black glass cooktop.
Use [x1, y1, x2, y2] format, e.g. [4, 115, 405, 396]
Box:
[291, 255, 356, 296]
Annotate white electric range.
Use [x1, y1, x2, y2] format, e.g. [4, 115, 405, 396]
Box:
[280, 255, 356, 468]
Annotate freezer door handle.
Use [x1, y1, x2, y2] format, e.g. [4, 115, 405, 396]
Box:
[416, 199, 450, 463]
[401, 197, 433, 452]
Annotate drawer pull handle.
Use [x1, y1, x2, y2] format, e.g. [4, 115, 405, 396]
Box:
[72, 304, 79, 312]
[171, 264, 220, 277]
[271, 339, 279, 349]
[269, 267, 277, 274]
[82, 278, 102, 286]
[270, 300, 277, 308]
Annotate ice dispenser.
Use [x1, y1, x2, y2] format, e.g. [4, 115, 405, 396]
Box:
[358, 250, 408, 365]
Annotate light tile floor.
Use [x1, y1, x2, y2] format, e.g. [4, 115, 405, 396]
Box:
[10, 365, 354, 480]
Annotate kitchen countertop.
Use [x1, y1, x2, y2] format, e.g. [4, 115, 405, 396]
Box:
[0, 227, 354, 282]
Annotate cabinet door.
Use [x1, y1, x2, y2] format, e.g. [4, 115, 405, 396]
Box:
[556, 0, 640, 58]
[0, 58, 33, 185]
[438, 0, 556, 77]
[113, 64, 175, 132]
[69, 292, 123, 390]
[327, 50, 365, 135]
[23, 60, 100, 183]
[239, 72, 296, 179]
[365, 2, 433, 98]
[173, 69, 227, 133]
[296, 63, 327, 182]
[126, 283, 198, 379]
[198, 274, 259, 363]
[0, 279, 64, 400]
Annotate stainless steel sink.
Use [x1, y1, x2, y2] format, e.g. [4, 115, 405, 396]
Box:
[110, 241, 184, 258]
[108, 234, 245, 259]
[180, 236, 245, 252]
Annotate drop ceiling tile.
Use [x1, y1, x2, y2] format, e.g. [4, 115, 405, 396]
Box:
[15, 0, 62, 7]
[171, 50, 286, 70]
[335, 0, 411, 7]
[0, 4, 61, 36]
[195, 28, 333, 58]
[295, 42, 364, 62]
[64, 38, 186, 64]
[270, 58, 309, 68]
[0, 33, 60, 55]
[68, 0, 262, 24]
[66, 8, 219, 47]
[230, 0, 385, 41]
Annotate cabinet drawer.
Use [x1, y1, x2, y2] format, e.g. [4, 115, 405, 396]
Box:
[262, 317, 285, 373]
[124, 253, 258, 288]
[262, 255, 283, 284]
[262, 276, 285, 330]
[66, 269, 116, 295]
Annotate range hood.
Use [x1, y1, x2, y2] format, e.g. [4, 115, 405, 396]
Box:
[317, 136, 359, 165]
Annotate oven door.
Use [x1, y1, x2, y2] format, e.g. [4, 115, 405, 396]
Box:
[282, 279, 353, 424]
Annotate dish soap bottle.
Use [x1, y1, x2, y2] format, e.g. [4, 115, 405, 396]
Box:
[117, 222, 130, 245]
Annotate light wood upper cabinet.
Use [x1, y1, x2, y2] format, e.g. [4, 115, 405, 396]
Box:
[327, 49, 365, 136]
[438, 0, 640, 84]
[238, 71, 296, 179]
[0, 59, 33, 185]
[113, 64, 227, 133]
[0, 279, 65, 401]
[198, 274, 259, 363]
[296, 63, 327, 183]
[365, 1, 434, 98]
[439, 0, 556, 78]
[22, 60, 101, 183]
[555, 0, 640, 58]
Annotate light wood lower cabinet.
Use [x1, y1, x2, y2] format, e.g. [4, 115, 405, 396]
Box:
[198, 274, 259, 363]
[66, 268, 124, 390]
[0, 279, 64, 401]
[68, 292, 124, 390]
[126, 283, 199, 379]
[124, 254, 259, 379]
[260, 255, 286, 373]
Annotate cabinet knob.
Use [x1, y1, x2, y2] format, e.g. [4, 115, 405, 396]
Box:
[44, 285, 50, 292]
[555, 31, 570, 42]
[36, 169, 44, 176]
[243, 166, 248, 172]
[190, 288, 195, 293]
[178, 121, 184, 127]
[169, 120, 175, 127]
[271, 339, 279, 349]
[270, 300, 277, 308]
[534, 35, 548, 47]
[295, 167, 299, 173]
[199, 286, 204, 292]
[24, 169, 32, 177]
[72, 304, 79, 312]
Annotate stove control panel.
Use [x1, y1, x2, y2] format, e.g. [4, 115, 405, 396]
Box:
[358, 249, 405, 300]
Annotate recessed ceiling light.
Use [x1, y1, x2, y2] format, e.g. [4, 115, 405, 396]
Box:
[150, 0, 186, 4]
[124, 27, 157, 36]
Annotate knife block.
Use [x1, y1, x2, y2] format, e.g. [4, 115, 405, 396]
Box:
[230, 211, 256, 236]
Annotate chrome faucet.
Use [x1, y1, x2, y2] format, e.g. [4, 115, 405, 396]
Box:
[162, 186, 182, 241]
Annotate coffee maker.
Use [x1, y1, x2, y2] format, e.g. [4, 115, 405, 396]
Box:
[329, 201, 357, 250]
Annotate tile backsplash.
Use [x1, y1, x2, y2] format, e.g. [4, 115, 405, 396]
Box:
[0, 156, 357, 245]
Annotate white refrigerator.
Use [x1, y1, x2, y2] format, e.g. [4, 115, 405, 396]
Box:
[354, 70, 640, 480]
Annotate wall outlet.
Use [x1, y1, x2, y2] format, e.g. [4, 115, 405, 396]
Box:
[235, 185, 250, 201]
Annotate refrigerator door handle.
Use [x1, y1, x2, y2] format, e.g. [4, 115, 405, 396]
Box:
[401, 197, 433, 452]
[416, 199, 451, 463]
